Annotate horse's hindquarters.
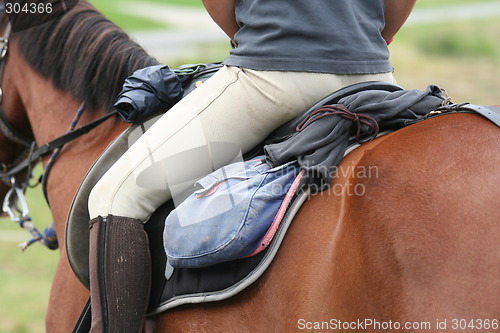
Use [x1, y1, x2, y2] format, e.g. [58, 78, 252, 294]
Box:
[338, 113, 500, 325]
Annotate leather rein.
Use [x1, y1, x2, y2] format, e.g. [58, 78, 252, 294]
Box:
[0, 19, 118, 250]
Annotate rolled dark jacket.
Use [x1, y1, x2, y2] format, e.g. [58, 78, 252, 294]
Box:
[114, 65, 184, 123]
[264, 85, 445, 189]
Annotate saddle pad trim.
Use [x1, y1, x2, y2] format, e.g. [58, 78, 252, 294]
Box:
[148, 188, 310, 315]
[245, 169, 305, 257]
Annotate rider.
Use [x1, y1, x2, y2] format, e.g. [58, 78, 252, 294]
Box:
[87, 0, 416, 331]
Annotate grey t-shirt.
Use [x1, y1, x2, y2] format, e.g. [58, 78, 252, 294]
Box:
[224, 0, 392, 74]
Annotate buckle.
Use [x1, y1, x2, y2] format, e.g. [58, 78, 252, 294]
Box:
[0, 38, 8, 59]
[2, 185, 29, 222]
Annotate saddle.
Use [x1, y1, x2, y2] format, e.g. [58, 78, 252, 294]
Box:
[66, 72, 403, 314]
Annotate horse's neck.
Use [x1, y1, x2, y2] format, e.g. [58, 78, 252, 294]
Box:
[9, 49, 129, 236]
[10, 53, 94, 143]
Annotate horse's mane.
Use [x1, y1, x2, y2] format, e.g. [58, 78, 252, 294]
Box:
[11, 1, 160, 111]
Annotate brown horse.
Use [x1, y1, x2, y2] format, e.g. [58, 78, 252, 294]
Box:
[1, 2, 500, 332]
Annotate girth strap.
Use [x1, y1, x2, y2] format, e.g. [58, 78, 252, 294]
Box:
[438, 104, 500, 127]
[72, 297, 92, 333]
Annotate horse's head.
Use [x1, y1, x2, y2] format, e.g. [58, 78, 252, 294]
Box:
[0, 8, 35, 209]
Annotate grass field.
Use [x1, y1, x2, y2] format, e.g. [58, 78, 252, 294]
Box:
[392, 16, 500, 105]
[1, 1, 499, 332]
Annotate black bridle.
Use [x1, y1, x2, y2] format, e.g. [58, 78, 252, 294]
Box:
[0, 16, 118, 250]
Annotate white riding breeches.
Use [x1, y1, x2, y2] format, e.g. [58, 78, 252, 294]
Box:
[88, 66, 395, 221]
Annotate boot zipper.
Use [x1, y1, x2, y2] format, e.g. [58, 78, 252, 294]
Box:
[98, 216, 109, 332]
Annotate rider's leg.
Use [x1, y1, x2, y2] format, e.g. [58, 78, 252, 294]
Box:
[87, 66, 395, 332]
[89, 67, 395, 220]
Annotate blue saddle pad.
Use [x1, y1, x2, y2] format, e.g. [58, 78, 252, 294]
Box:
[164, 156, 300, 268]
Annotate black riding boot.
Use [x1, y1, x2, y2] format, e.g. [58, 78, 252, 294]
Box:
[89, 215, 151, 333]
